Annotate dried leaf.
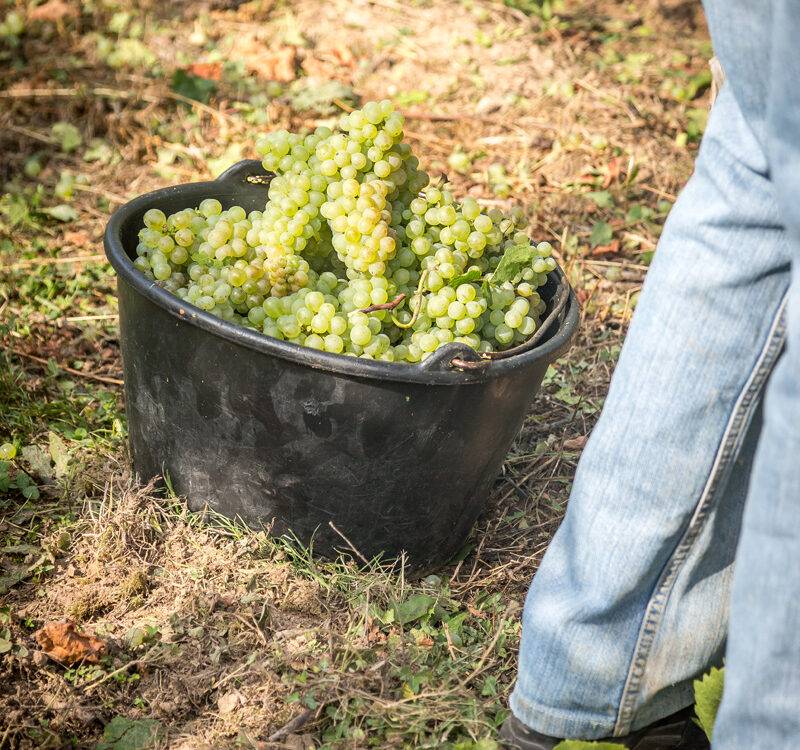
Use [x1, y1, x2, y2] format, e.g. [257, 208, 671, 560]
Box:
[302, 41, 357, 77]
[63, 230, 90, 247]
[252, 45, 298, 82]
[217, 690, 243, 714]
[563, 435, 588, 450]
[28, 0, 78, 22]
[602, 156, 623, 188]
[34, 620, 106, 664]
[590, 239, 620, 256]
[187, 62, 222, 81]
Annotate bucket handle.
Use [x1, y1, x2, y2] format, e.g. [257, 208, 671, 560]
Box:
[214, 159, 274, 187]
[448, 269, 572, 371]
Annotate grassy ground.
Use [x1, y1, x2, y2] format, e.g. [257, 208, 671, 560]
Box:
[0, 1, 710, 747]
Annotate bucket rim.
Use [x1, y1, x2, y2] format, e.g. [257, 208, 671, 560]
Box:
[104, 160, 580, 385]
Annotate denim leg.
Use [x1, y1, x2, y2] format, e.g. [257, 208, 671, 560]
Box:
[711, 3, 800, 746]
[509, 83, 791, 739]
[711, 266, 800, 748]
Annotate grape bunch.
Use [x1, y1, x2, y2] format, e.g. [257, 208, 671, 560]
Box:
[132, 100, 558, 363]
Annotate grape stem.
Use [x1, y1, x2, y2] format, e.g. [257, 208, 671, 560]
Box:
[360, 293, 406, 313]
[392, 269, 429, 329]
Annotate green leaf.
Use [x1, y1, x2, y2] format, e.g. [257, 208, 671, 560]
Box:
[554, 742, 627, 750]
[589, 221, 613, 248]
[393, 594, 436, 626]
[83, 138, 114, 164]
[170, 69, 217, 104]
[20, 444, 52, 480]
[694, 666, 725, 741]
[51, 122, 82, 153]
[450, 268, 482, 287]
[48, 431, 70, 479]
[20, 484, 40, 500]
[0, 628, 12, 654]
[41, 204, 78, 222]
[0, 568, 30, 595]
[585, 190, 614, 208]
[97, 716, 163, 750]
[287, 78, 356, 114]
[491, 243, 538, 285]
[393, 90, 430, 107]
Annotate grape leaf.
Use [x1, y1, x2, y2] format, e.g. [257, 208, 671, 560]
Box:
[97, 716, 163, 750]
[449, 268, 482, 287]
[491, 244, 538, 285]
[41, 204, 78, 222]
[694, 666, 724, 741]
[51, 122, 82, 153]
[554, 742, 627, 750]
[48, 431, 70, 479]
[393, 594, 436, 625]
[590, 221, 613, 248]
[171, 69, 217, 104]
[585, 190, 614, 208]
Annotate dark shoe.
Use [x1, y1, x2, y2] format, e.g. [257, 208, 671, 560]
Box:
[499, 706, 709, 750]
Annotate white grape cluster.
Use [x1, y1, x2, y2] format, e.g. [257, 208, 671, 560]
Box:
[132, 100, 558, 362]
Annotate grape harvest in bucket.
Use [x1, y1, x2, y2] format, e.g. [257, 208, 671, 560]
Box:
[131, 99, 557, 362]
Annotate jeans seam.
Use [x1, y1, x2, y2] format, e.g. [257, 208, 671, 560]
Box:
[613, 295, 788, 736]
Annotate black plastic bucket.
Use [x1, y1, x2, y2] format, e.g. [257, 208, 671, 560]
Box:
[104, 160, 579, 569]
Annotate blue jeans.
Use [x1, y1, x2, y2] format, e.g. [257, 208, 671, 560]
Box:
[510, 2, 800, 747]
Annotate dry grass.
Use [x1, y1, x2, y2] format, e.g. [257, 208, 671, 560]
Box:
[0, 0, 710, 747]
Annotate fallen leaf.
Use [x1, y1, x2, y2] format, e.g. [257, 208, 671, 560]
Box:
[563, 435, 588, 450]
[34, 620, 106, 664]
[217, 690, 243, 714]
[42, 204, 78, 223]
[21, 444, 53, 481]
[252, 45, 298, 82]
[63, 230, 90, 246]
[590, 239, 620, 256]
[28, 0, 78, 22]
[98, 716, 163, 750]
[602, 156, 624, 188]
[301, 41, 357, 77]
[467, 604, 488, 619]
[187, 62, 222, 81]
[171, 69, 217, 104]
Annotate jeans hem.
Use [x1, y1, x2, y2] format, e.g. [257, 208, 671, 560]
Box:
[509, 688, 617, 740]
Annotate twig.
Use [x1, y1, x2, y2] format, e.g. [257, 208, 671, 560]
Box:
[0, 86, 233, 133]
[9, 254, 106, 270]
[267, 709, 314, 742]
[392, 270, 428, 328]
[8, 124, 55, 144]
[231, 612, 269, 647]
[83, 655, 150, 693]
[328, 521, 371, 566]
[8, 347, 123, 386]
[640, 184, 678, 202]
[360, 293, 405, 313]
[72, 183, 131, 205]
[62, 314, 118, 323]
[457, 603, 518, 689]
